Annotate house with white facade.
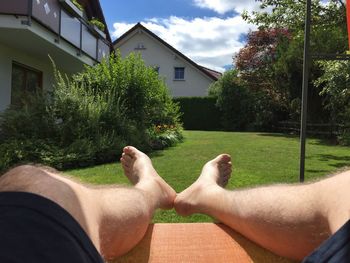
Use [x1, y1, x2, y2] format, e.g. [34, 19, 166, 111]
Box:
[113, 23, 221, 97]
[0, 0, 111, 111]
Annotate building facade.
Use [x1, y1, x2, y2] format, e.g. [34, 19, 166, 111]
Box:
[0, 0, 111, 111]
[113, 23, 221, 97]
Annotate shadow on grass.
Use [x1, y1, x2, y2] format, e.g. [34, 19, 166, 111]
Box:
[256, 133, 299, 139]
[306, 169, 329, 174]
[148, 151, 165, 159]
[308, 137, 339, 146]
[316, 154, 350, 168]
[257, 133, 339, 146]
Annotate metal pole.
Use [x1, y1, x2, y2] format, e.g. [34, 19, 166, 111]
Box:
[299, 0, 312, 182]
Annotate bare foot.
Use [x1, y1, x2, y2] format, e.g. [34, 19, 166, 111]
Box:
[120, 146, 176, 209]
[174, 154, 232, 216]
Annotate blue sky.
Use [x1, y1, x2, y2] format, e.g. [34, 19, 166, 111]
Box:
[100, 0, 237, 26]
[99, 0, 259, 72]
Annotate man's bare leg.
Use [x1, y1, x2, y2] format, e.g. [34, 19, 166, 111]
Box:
[175, 155, 350, 260]
[0, 146, 176, 260]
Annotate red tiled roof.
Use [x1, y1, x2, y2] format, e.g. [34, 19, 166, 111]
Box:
[200, 66, 222, 80]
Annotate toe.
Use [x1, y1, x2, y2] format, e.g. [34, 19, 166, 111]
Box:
[123, 146, 136, 156]
[124, 146, 144, 159]
[122, 153, 132, 163]
[213, 154, 231, 164]
[121, 158, 130, 168]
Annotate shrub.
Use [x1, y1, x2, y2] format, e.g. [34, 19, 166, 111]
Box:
[89, 18, 105, 31]
[210, 70, 255, 131]
[209, 70, 286, 131]
[74, 53, 181, 134]
[0, 52, 182, 172]
[148, 124, 183, 150]
[251, 91, 287, 131]
[72, 0, 83, 11]
[174, 97, 222, 130]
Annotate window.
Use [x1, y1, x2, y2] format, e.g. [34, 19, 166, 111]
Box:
[174, 67, 185, 80]
[135, 43, 146, 50]
[11, 62, 42, 106]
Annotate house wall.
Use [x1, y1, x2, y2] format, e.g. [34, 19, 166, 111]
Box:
[115, 31, 214, 97]
[0, 11, 110, 112]
[0, 42, 55, 111]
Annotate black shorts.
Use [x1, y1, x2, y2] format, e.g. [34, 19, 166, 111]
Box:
[303, 219, 350, 262]
[0, 192, 104, 263]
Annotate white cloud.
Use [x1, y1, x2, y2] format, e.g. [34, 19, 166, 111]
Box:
[112, 16, 256, 72]
[111, 23, 134, 40]
[193, 0, 262, 14]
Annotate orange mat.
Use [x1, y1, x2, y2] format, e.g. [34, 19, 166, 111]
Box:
[112, 223, 296, 263]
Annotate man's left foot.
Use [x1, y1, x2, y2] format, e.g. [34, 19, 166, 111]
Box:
[120, 146, 176, 209]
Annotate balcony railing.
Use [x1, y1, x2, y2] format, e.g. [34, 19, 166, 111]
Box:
[0, 0, 110, 63]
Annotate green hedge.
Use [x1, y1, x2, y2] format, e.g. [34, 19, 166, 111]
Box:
[173, 97, 222, 130]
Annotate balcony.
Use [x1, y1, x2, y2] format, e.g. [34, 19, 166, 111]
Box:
[0, 0, 110, 65]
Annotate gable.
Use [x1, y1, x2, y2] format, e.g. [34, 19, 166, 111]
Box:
[118, 30, 213, 83]
[113, 24, 220, 82]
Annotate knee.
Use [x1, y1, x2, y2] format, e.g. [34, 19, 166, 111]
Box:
[0, 164, 58, 192]
[2, 164, 45, 176]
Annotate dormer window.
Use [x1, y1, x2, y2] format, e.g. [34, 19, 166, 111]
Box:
[135, 43, 146, 50]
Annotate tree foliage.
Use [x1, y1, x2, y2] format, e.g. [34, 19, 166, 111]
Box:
[210, 69, 286, 131]
[209, 70, 255, 130]
[237, 0, 348, 125]
[315, 61, 350, 143]
[242, 0, 347, 59]
[235, 28, 291, 106]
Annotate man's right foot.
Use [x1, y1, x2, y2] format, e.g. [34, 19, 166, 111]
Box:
[174, 154, 232, 216]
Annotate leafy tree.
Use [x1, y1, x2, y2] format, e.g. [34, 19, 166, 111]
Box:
[235, 28, 291, 106]
[239, 0, 348, 123]
[242, 0, 348, 75]
[315, 61, 350, 144]
[243, 0, 346, 34]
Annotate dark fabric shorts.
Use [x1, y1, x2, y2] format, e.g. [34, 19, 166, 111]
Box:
[0, 191, 104, 263]
[303, 219, 350, 262]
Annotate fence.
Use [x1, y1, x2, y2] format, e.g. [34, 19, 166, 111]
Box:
[277, 121, 348, 136]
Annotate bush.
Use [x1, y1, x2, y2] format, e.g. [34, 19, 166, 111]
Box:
[210, 70, 255, 131]
[147, 124, 183, 150]
[251, 91, 287, 131]
[0, 52, 183, 172]
[209, 70, 286, 131]
[173, 97, 222, 130]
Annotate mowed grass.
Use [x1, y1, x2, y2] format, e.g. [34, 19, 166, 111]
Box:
[68, 131, 350, 223]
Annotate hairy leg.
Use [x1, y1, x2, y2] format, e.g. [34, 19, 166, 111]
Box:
[175, 156, 350, 260]
[0, 146, 176, 260]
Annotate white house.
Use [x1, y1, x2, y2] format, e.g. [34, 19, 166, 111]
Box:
[0, 0, 111, 111]
[113, 23, 221, 97]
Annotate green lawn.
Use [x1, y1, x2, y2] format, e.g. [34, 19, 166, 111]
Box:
[69, 131, 350, 223]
